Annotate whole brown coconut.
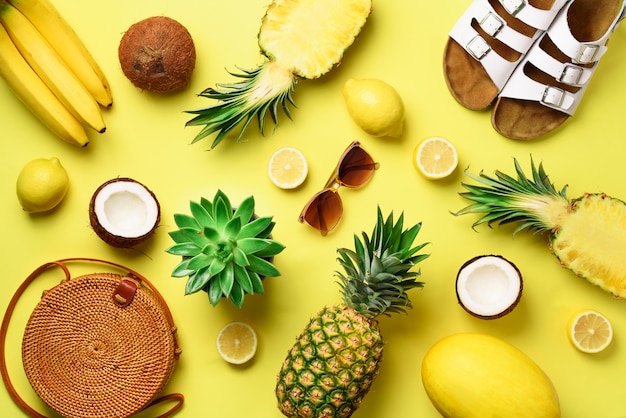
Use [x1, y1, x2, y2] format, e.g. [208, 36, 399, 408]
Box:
[118, 16, 196, 93]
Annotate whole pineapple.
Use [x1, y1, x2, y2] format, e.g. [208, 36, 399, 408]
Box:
[455, 157, 626, 298]
[185, 0, 372, 149]
[276, 208, 429, 417]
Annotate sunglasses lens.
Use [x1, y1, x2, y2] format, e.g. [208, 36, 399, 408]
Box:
[299, 190, 343, 234]
[338, 145, 377, 187]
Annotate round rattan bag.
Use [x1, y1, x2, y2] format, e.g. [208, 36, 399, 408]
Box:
[1, 258, 183, 418]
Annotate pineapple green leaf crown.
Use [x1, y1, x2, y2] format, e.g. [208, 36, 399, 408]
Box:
[185, 63, 296, 150]
[454, 157, 569, 235]
[166, 189, 285, 308]
[336, 207, 430, 319]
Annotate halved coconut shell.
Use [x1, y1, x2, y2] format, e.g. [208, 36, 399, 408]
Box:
[456, 255, 523, 319]
[89, 178, 160, 248]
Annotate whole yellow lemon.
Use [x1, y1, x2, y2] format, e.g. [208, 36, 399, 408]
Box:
[16, 157, 69, 213]
[342, 78, 404, 138]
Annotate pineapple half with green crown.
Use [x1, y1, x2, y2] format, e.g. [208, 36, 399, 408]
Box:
[276, 207, 429, 418]
[455, 157, 626, 298]
[185, 0, 372, 149]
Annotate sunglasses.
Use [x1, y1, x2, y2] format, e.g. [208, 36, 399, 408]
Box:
[299, 141, 379, 235]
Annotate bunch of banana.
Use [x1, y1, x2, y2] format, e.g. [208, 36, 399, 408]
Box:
[0, 0, 112, 147]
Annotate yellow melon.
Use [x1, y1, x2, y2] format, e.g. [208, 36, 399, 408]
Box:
[421, 333, 560, 417]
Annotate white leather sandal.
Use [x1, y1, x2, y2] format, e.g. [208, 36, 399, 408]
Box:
[492, 0, 626, 139]
[444, 0, 570, 110]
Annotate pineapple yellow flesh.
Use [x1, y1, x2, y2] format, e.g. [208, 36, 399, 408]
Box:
[552, 193, 626, 298]
[276, 305, 383, 418]
[260, 0, 372, 78]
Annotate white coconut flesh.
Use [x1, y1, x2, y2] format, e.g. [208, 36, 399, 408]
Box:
[456, 256, 522, 317]
[93, 181, 159, 238]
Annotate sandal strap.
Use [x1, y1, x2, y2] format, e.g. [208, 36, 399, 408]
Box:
[545, 1, 619, 64]
[449, 0, 569, 89]
[526, 46, 594, 86]
[498, 0, 625, 115]
[500, 0, 570, 30]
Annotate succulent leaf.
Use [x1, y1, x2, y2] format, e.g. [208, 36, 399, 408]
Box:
[234, 196, 255, 223]
[229, 282, 245, 308]
[233, 246, 250, 267]
[250, 271, 264, 294]
[200, 197, 213, 214]
[238, 238, 272, 254]
[185, 267, 211, 294]
[172, 259, 193, 278]
[167, 189, 285, 307]
[186, 254, 211, 270]
[225, 216, 242, 237]
[220, 265, 235, 297]
[239, 216, 274, 238]
[208, 279, 222, 306]
[190, 200, 214, 227]
[166, 243, 202, 257]
[248, 254, 281, 277]
[255, 241, 286, 258]
[203, 226, 221, 243]
[234, 264, 254, 294]
[174, 213, 200, 230]
[209, 257, 226, 276]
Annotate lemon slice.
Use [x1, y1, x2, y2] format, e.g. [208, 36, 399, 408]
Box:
[413, 137, 458, 180]
[216, 322, 258, 364]
[567, 310, 613, 353]
[268, 147, 308, 189]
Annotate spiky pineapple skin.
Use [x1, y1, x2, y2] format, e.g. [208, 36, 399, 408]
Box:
[550, 192, 626, 298]
[276, 305, 383, 418]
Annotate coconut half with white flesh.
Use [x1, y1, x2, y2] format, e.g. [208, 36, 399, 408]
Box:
[89, 178, 160, 248]
[456, 255, 523, 319]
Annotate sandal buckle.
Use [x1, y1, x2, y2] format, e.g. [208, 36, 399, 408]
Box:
[499, 0, 526, 17]
[541, 86, 565, 109]
[559, 65, 584, 85]
[480, 12, 504, 37]
[574, 44, 599, 64]
[467, 35, 491, 60]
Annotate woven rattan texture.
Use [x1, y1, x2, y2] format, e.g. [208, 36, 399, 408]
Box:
[21, 273, 177, 418]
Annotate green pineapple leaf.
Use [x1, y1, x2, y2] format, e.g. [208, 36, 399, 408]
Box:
[337, 206, 429, 319]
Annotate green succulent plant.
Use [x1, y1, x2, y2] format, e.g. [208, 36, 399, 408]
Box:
[166, 190, 285, 307]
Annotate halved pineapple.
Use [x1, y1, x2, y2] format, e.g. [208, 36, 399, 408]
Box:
[186, 0, 372, 149]
[456, 158, 626, 298]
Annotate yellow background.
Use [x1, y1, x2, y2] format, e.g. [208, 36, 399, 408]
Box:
[1, 0, 626, 417]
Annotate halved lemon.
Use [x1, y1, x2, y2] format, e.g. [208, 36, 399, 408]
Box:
[567, 310, 613, 353]
[413, 137, 458, 180]
[268, 147, 308, 189]
[216, 322, 258, 364]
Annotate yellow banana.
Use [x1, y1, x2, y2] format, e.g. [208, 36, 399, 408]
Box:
[0, 2, 105, 133]
[7, 0, 112, 107]
[0, 22, 88, 146]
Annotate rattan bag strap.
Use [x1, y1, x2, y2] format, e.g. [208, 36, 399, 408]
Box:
[0, 257, 184, 418]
